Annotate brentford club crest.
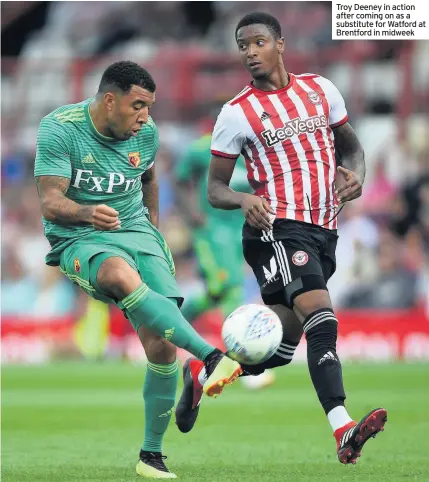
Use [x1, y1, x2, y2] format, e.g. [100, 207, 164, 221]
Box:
[307, 91, 322, 105]
[292, 251, 309, 266]
[74, 258, 81, 273]
[128, 151, 141, 167]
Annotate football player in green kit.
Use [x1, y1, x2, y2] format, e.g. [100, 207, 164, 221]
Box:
[175, 114, 275, 390]
[34, 61, 242, 479]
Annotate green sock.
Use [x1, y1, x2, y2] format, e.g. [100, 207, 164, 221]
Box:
[122, 284, 215, 360]
[142, 360, 179, 453]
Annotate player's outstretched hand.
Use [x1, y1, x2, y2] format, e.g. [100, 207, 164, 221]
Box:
[335, 166, 363, 203]
[240, 193, 275, 231]
[91, 204, 120, 230]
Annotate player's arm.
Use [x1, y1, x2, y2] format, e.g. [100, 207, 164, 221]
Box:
[209, 104, 274, 231]
[321, 76, 365, 204]
[35, 175, 120, 229]
[34, 117, 119, 229]
[208, 155, 274, 231]
[333, 122, 365, 203]
[141, 164, 159, 228]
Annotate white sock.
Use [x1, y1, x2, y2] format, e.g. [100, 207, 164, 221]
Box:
[198, 366, 207, 385]
[327, 406, 353, 432]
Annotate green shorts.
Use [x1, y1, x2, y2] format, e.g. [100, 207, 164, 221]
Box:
[193, 221, 245, 297]
[59, 226, 183, 308]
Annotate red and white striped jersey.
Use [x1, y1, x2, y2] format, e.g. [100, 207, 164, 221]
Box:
[210, 73, 348, 230]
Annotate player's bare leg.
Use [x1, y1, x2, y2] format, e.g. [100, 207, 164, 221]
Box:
[293, 289, 387, 464]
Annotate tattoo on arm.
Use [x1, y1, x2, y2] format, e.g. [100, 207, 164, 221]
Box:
[333, 122, 366, 182]
[36, 175, 70, 197]
[35, 175, 93, 225]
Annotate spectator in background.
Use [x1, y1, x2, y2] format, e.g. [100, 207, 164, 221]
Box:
[328, 201, 379, 308]
[32, 266, 77, 318]
[1, 248, 36, 316]
[360, 158, 398, 225]
[1, 249, 76, 318]
[340, 231, 418, 309]
[390, 146, 429, 248]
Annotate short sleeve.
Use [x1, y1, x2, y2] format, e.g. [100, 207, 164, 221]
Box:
[316, 77, 348, 128]
[211, 105, 245, 159]
[34, 116, 72, 178]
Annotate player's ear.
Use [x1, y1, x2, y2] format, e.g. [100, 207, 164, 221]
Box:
[103, 92, 116, 112]
[277, 37, 285, 54]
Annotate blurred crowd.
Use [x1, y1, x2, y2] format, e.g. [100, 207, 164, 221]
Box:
[1, 1, 428, 320]
[2, 133, 428, 318]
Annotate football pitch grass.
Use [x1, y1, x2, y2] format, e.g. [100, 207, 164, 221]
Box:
[2, 362, 428, 481]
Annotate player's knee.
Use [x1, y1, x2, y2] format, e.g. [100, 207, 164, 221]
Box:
[144, 337, 177, 364]
[292, 282, 332, 321]
[96, 256, 141, 300]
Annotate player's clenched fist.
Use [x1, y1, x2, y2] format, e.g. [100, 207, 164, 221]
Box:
[335, 166, 364, 203]
[91, 204, 120, 230]
[240, 193, 275, 232]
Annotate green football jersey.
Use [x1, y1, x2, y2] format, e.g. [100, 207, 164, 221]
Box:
[175, 134, 251, 226]
[34, 99, 159, 266]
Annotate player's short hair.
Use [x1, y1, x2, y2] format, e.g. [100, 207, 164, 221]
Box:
[235, 12, 282, 40]
[98, 61, 156, 94]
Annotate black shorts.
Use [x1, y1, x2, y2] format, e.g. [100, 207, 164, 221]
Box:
[242, 219, 338, 308]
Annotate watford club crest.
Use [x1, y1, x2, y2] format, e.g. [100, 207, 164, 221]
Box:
[74, 258, 81, 273]
[128, 151, 141, 168]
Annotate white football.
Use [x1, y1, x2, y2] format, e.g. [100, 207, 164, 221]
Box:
[222, 304, 283, 365]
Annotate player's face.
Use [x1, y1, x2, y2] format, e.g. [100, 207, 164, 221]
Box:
[105, 85, 155, 140]
[236, 24, 284, 79]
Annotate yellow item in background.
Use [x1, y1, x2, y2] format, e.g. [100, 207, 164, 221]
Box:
[73, 298, 110, 360]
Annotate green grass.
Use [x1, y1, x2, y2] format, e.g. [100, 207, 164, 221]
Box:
[2, 362, 429, 481]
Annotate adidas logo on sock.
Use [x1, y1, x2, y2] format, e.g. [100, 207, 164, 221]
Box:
[318, 351, 337, 365]
[260, 111, 272, 121]
[164, 328, 175, 340]
[158, 408, 173, 418]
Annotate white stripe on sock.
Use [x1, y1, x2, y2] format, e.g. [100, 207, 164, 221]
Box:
[275, 351, 294, 360]
[280, 342, 298, 349]
[276, 345, 296, 355]
[304, 312, 337, 333]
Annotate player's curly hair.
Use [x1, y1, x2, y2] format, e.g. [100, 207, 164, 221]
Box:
[98, 61, 156, 94]
[235, 12, 282, 40]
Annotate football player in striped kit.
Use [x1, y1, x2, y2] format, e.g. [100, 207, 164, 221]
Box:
[175, 12, 387, 465]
